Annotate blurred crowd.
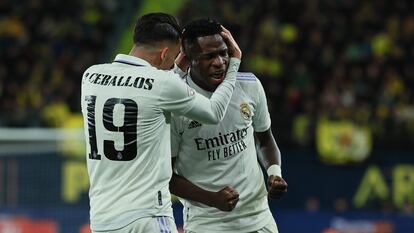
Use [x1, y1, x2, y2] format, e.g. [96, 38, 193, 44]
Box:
[178, 0, 414, 149]
[1, 0, 413, 150]
[0, 0, 122, 127]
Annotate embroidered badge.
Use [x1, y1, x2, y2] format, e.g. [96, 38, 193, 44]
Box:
[240, 103, 251, 120]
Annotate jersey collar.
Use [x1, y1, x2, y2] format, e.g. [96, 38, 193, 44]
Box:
[186, 73, 213, 98]
[113, 54, 151, 67]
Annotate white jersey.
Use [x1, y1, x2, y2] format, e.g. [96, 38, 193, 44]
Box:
[171, 72, 274, 232]
[81, 54, 240, 231]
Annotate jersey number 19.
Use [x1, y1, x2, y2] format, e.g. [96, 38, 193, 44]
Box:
[85, 95, 138, 161]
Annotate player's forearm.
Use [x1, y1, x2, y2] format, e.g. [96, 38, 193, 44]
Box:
[184, 58, 240, 124]
[255, 129, 282, 169]
[259, 142, 283, 178]
[170, 173, 216, 207]
[208, 57, 240, 121]
[259, 143, 281, 169]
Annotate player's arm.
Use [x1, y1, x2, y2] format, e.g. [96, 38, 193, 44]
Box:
[255, 129, 287, 199]
[172, 49, 190, 78]
[252, 77, 287, 199]
[161, 27, 241, 124]
[170, 159, 239, 212]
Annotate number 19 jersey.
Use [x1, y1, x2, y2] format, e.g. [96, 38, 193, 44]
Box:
[81, 54, 239, 231]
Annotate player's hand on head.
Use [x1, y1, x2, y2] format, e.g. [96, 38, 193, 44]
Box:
[175, 48, 190, 72]
[210, 186, 239, 212]
[220, 26, 242, 59]
[267, 176, 288, 200]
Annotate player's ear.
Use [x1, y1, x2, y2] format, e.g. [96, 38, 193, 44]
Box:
[160, 47, 169, 62]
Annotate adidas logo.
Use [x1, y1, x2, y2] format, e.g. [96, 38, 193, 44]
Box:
[188, 120, 202, 129]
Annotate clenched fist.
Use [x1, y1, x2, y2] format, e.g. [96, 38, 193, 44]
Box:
[209, 186, 239, 211]
[267, 176, 288, 200]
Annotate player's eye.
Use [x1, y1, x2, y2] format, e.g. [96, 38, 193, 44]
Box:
[219, 50, 228, 57]
[207, 54, 216, 59]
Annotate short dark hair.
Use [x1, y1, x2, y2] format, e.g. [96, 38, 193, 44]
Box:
[133, 12, 181, 45]
[182, 18, 222, 57]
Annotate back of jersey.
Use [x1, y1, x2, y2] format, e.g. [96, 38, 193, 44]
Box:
[81, 56, 174, 231]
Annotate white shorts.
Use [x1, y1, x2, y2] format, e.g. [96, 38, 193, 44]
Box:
[93, 216, 178, 233]
[184, 218, 279, 233]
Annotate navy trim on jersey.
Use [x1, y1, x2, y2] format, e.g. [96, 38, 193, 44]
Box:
[237, 72, 257, 81]
[237, 77, 257, 81]
[113, 60, 144, 67]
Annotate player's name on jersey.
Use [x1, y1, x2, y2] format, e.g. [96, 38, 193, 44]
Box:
[194, 126, 249, 161]
[84, 72, 154, 90]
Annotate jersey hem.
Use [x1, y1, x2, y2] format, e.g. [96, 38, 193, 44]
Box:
[90, 210, 173, 231]
[184, 208, 273, 233]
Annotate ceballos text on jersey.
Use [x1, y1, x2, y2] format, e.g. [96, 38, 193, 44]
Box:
[84, 72, 154, 90]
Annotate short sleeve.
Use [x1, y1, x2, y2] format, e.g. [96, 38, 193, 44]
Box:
[170, 115, 184, 158]
[252, 78, 271, 132]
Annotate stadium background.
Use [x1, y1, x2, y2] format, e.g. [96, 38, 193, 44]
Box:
[0, 0, 414, 232]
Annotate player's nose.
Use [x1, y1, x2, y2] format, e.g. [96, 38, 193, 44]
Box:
[212, 55, 225, 67]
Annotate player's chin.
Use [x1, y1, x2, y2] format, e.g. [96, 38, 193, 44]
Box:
[208, 75, 225, 85]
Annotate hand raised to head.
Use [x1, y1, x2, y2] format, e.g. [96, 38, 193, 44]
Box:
[220, 26, 242, 59]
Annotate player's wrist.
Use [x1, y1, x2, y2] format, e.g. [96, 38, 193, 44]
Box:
[229, 57, 241, 64]
[226, 58, 241, 76]
[267, 164, 282, 178]
[230, 50, 242, 59]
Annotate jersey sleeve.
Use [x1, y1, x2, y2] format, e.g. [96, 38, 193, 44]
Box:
[172, 63, 187, 78]
[170, 115, 183, 158]
[159, 58, 241, 124]
[252, 77, 272, 132]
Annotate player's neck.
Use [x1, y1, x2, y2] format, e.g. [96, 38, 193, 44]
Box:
[129, 45, 161, 68]
[189, 71, 215, 92]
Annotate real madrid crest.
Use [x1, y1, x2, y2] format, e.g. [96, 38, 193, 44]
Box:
[240, 103, 252, 120]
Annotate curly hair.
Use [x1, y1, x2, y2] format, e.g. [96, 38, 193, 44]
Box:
[182, 18, 222, 57]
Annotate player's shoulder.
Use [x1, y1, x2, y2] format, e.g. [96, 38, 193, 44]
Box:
[148, 68, 181, 80]
[83, 62, 122, 77]
[236, 72, 258, 82]
[82, 64, 106, 80]
[84, 63, 104, 73]
[235, 72, 265, 98]
[236, 72, 262, 90]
